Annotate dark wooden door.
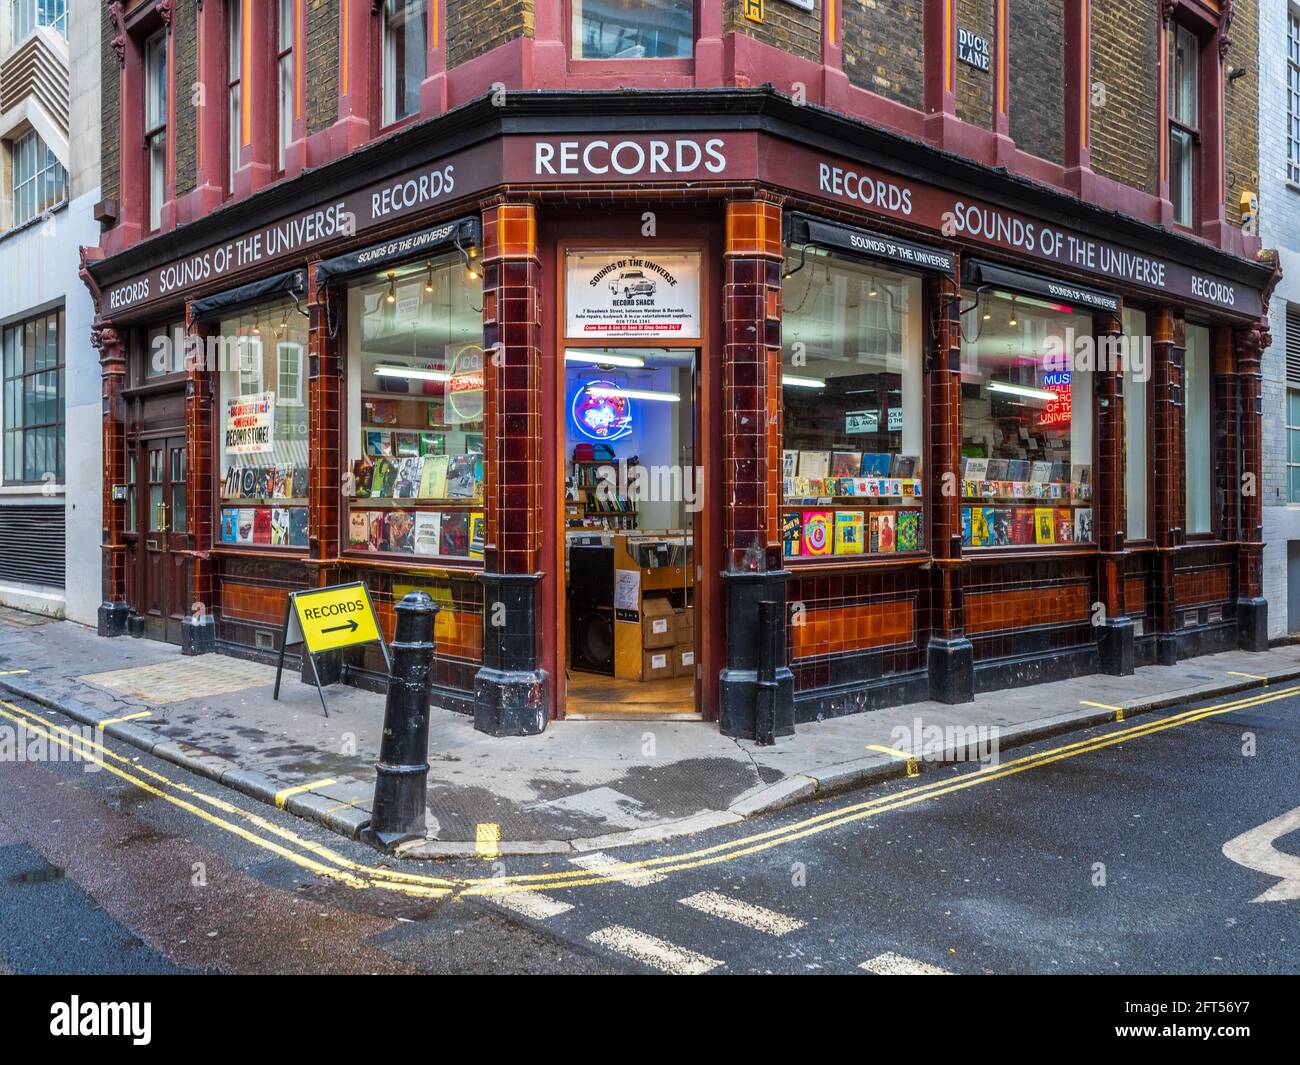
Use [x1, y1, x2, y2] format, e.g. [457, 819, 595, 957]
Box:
[137, 434, 190, 644]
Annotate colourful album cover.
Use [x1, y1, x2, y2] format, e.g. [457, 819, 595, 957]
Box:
[896, 509, 920, 552]
[961, 507, 973, 547]
[365, 398, 399, 425]
[393, 456, 423, 499]
[270, 507, 290, 545]
[271, 466, 288, 499]
[782, 450, 799, 478]
[986, 459, 1010, 482]
[1034, 507, 1056, 544]
[871, 511, 896, 553]
[259, 467, 277, 498]
[439, 511, 470, 557]
[348, 510, 370, 548]
[413, 511, 440, 555]
[220, 508, 239, 543]
[800, 510, 833, 556]
[221, 467, 238, 499]
[418, 455, 449, 498]
[830, 452, 862, 480]
[1012, 508, 1035, 545]
[781, 511, 802, 557]
[469, 512, 486, 559]
[860, 453, 892, 477]
[1074, 507, 1093, 543]
[350, 459, 374, 498]
[369, 457, 396, 498]
[365, 430, 391, 457]
[369, 511, 386, 550]
[970, 506, 990, 547]
[833, 510, 865, 555]
[252, 507, 272, 544]
[891, 454, 918, 478]
[988, 508, 1012, 547]
[798, 451, 831, 480]
[1055, 507, 1075, 543]
[288, 507, 308, 547]
[394, 432, 420, 457]
[446, 455, 478, 498]
[290, 465, 308, 499]
[962, 457, 989, 481]
[385, 510, 415, 552]
[420, 432, 444, 456]
[239, 466, 257, 498]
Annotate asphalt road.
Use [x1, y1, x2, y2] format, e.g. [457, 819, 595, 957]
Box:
[1, 683, 1298, 975]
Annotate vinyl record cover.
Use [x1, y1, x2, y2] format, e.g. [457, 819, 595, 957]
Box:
[961, 507, 972, 547]
[236, 507, 255, 544]
[239, 466, 257, 499]
[1055, 506, 1074, 543]
[290, 465, 308, 499]
[393, 456, 423, 499]
[970, 506, 990, 547]
[369, 458, 396, 498]
[252, 507, 272, 544]
[833, 510, 865, 554]
[872, 510, 896, 552]
[287, 507, 308, 547]
[369, 510, 386, 550]
[220, 508, 239, 543]
[799, 511, 833, 556]
[270, 507, 290, 545]
[830, 452, 862, 480]
[988, 508, 1012, 547]
[385, 509, 415, 552]
[438, 510, 470, 557]
[413, 511, 440, 555]
[798, 451, 831, 481]
[259, 467, 277, 498]
[782, 450, 799, 478]
[418, 455, 449, 498]
[1034, 507, 1056, 544]
[446, 455, 478, 498]
[860, 452, 892, 477]
[1074, 507, 1093, 542]
[394, 432, 420, 457]
[781, 510, 802, 557]
[469, 512, 486, 559]
[349, 510, 371, 548]
[365, 431, 391, 457]
[896, 509, 921, 552]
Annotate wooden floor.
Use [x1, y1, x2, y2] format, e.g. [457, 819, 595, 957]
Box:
[564, 669, 698, 719]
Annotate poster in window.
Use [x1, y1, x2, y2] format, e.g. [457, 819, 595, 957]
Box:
[565, 251, 701, 339]
[224, 391, 276, 455]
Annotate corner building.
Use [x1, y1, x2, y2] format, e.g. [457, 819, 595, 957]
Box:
[85, 1, 1279, 738]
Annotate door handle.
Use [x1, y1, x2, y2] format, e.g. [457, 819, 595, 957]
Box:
[155, 501, 170, 533]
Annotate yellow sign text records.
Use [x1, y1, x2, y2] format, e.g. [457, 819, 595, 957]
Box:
[290, 582, 383, 653]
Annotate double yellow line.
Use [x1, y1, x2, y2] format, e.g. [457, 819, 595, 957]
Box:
[2, 683, 1294, 900]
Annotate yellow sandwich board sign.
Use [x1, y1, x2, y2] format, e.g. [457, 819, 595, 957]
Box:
[273, 582, 390, 716]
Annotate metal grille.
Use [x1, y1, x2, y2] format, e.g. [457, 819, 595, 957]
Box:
[0, 503, 65, 587]
[1287, 306, 1300, 386]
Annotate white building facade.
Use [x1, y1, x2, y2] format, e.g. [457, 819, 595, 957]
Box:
[0, 0, 100, 623]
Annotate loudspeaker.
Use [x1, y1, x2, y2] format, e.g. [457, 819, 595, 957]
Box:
[569, 545, 613, 609]
[570, 606, 615, 675]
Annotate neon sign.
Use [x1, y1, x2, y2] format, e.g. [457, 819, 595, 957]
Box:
[571, 379, 633, 442]
[1039, 369, 1071, 427]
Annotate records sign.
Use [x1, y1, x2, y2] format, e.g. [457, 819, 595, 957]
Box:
[225, 392, 276, 454]
[566, 251, 701, 339]
[445, 343, 485, 425]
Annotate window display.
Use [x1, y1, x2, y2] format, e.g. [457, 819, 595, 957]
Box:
[1123, 309, 1148, 540]
[959, 288, 1093, 546]
[344, 251, 485, 562]
[216, 299, 309, 548]
[1185, 322, 1212, 535]
[781, 248, 924, 558]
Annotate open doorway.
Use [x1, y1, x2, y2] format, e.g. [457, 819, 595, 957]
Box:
[562, 348, 699, 718]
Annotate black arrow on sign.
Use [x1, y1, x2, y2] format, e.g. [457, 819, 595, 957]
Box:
[322, 619, 359, 634]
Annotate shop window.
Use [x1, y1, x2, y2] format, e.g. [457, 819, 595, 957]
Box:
[381, 0, 427, 126]
[1167, 21, 1199, 228]
[144, 29, 168, 231]
[2, 307, 63, 486]
[216, 300, 310, 549]
[781, 249, 924, 559]
[1287, 390, 1300, 504]
[9, 130, 66, 227]
[145, 321, 186, 378]
[572, 0, 694, 60]
[1184, 322, 1211, 534]
[343, 253, 485, 562]
[277, 0, 294, 170]
[959, 289, 1093, 546]
[1122, 308, 1149, 541]
[227, 0, 242, 190]
[1289, 10, 1300, 186]
[10, 0, 66, 42]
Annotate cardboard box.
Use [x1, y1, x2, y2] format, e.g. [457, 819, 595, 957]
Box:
[642, 596, 676, 649]
[673, 606, 694, 645]
[673, 645, 696, 678]
[642, 648, 674, 682]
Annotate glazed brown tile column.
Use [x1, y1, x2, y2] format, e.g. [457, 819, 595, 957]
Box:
[1095, 310, 1134, 675]
[94, 326, 130, 636]
[181, 320, 216, 654]
[1150, 308, 1185, 665]
[1234, 319, 1268, 651]
[474, 201, 549, 736]
[718, 198, 794, 740]
[926, 270, 974, 702]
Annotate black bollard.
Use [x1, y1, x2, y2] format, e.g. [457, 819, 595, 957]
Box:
[367, 591, 439, 851]
[754, 600, 779, 746]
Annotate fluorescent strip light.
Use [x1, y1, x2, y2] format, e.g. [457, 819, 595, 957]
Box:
[987, 380, 1055, 402]
[375, 365, 450, 383]
[782, 374, 826, 389]
[586, 386, 679, 403]
[565, 351, 645, 368]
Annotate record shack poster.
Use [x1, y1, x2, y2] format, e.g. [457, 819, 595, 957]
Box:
[225, 392, 276, 454]
[566, 251, 701, 339]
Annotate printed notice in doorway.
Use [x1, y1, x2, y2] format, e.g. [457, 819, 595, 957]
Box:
[566, 251, 702, 339]
[614, 569, 641, 611]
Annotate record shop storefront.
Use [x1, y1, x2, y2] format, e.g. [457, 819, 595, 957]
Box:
[85, 92, 1279, 739]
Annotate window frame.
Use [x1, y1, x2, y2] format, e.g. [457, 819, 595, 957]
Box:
[1287, 388, 1300, 505]
[9, 0, 67, 43]
[9, 129, 67, 227]
[276, 0, 294, 172]
[2, 305, 65, 488]
[1289, 7, 1300, 187]
[227, 0, 242, 192]
[379, 0, 429, 129]
[1183, 321, 1214, 537]
[143, 28, 169, 232]
[1167, 20, 1201, 229]
[568, 0, 697, 67]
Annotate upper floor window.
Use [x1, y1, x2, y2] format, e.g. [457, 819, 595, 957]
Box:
[572, 0, 694, 60]
[10, 0, 66, 43]
[1167, 22, 1199, 227]
[10, 130, 66, 226]
[1288, 9, 1300, 185]
[278, 0, 295, 170]
[144, 29, 168, 231]
[227, 0, 242, 190]
[381, 0, 426, 126]
[2, 306, 64, 486]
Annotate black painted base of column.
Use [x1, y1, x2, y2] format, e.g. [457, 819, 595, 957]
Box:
[717, 570, 795, 741]
[127, 613, 145, 637]
[1155, 631, 1179, 666]
[180, 614, 216, 656]
[1238, 597, 1268, 652]
[97, 601, 129, 637]
[927, 636, 974, 704]
[1097, 617, 1135, 676]
[474, 572, 549, 737]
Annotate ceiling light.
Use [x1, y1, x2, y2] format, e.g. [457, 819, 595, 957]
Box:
[782, 374, 826, 389]
[566, 351, 645, 368]
[385, 271, 397, 304]
[424, 262, 434, 293]
[1008, 297, 1019, 327]
[586, 385, 679, 403]
[988, 380, 1054, 402]
[376, 365, 449, 383]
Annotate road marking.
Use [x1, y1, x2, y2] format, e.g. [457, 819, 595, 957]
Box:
[488, 891, 574, 921]
[476, 822, 501, 858]
[0, 669, 30, 676]
[1079, 700, 1123, 717]
[588, 926, 722, 974]
[273, 778, 338, 810]
[866, 744, 921, 776]
[96, 710, 153, 731]
[570, 852, 666, 886]
[1227, 671, 1268, 684]
[678, 891, 805, 936]
[859, 952, 951, 975]
[1221, 804, 1300, 902]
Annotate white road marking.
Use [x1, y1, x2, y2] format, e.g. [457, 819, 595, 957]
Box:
[488, 890, 574, 921]
[1222, 804, 1300, 902]
[678, 891, 805, 936]
[569, 851, 666, 886]
[588, 926, 723, 975]
[859, 952, 952, 975]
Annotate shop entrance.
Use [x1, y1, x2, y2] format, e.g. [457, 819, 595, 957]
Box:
[128, 431, 191, 643]
[562, 348, 699, 718]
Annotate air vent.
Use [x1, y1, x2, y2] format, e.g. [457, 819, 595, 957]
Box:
[254, 630, 276, 651]
[0, 504, 65, 588]
[1206, 606, 1223, 624]
[1132, 618, 1145, 637]
[1288, 306, 1300, 386]
[1183, 610, 1200, 628]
